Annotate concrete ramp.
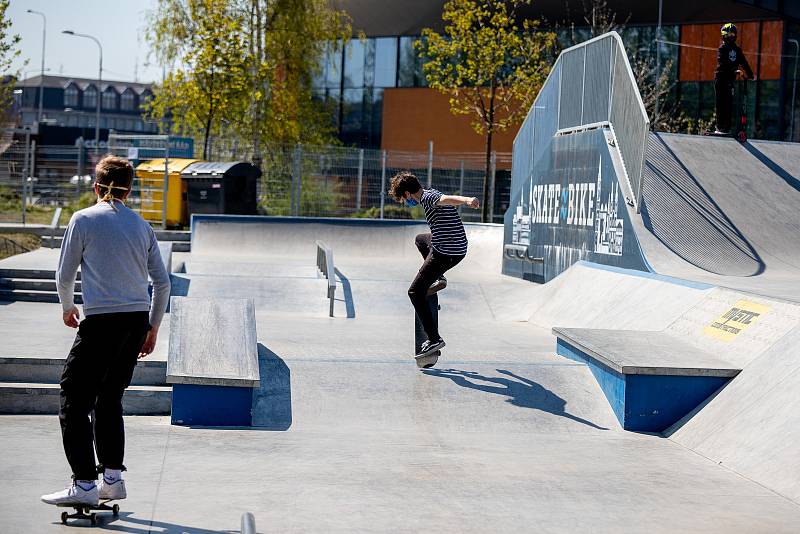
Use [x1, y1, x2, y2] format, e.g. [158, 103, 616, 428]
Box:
[636, 134, 800, 299]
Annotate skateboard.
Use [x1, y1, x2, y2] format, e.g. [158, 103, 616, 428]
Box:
[414, 292, 441, 369]
[58, 500, 119, 525]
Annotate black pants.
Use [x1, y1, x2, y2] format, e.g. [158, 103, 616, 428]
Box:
[60, 312, 150, 480]
[408, 233, 464, 341]
[715, 79, 734, 132]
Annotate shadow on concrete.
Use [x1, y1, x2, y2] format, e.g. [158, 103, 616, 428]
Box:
[741, 142, 800, 193]
[58, 511, 238, 533]
[334, 268, 355, 319]
[422, 368, 608, 430]
[641, 134, 763, 277]
[251, 343, 292, 430]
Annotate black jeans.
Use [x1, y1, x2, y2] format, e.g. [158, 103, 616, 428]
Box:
[715, 79, 734, 132]
[408, 233, 464, 342]
[60, 312, 150, 480]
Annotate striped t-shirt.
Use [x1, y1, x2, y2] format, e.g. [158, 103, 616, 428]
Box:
[420, 189, 468, 256]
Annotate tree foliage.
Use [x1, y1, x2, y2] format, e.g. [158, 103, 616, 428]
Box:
[145, 0, 352, 160]
[417, 0, 556, 222]
[0, 0, 23, 122]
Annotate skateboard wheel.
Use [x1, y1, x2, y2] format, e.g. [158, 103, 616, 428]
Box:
[112, 504, 120, 516]
[61, 511, 68, 524]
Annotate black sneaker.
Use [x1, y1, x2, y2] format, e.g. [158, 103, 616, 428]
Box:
[416, 338, 445, 358]
[427, 276, 447, 296]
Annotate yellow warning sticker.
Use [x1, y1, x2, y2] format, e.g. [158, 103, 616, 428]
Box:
[704, 300, 770, 342]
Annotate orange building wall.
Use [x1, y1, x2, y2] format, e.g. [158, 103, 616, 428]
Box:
[381, 88, 519, 158]
[679, 20, 783, 81]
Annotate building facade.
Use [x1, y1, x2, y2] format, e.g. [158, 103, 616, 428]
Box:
[13, 75, 158, 147]
[324, 0, 800, 150]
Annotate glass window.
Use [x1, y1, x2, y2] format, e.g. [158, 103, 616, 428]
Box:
[121, 90, 135, 111]
[83, 86, 97, 109]
[325, 46, 342, 88]
[64, 85, 79, 107]
[398, 36, 427, 87]
[374, 38, 398, 88]
[341, 88, 363, 132]
[139, 90, 153, 110]
[102, 88, 117, 110]
[344, 40, 366, 88]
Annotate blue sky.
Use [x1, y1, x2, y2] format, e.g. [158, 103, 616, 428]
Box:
[8, 0, 162, 84]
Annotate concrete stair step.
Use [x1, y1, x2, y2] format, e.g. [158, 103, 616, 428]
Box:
[0, 383, 171, 415]
[0, 357, 166, 386]
[0, 278, 81, 292]
[0, 289, 82, 304]
[0, 268, 77, 280]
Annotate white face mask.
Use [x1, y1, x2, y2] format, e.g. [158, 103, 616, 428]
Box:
[96, 181, 129, 209]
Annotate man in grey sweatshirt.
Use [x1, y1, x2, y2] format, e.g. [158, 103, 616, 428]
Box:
[41, 155, 170, 507]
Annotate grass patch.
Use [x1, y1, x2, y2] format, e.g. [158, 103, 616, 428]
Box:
[0, 233, 41, 260]
[0, 186, 95, 225]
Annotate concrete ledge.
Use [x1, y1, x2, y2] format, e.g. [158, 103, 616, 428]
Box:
[0, 383, 171, 415]
[552, 327, 740, 377]
[553, 328, 740, 432]
[0, 357, 166, 386]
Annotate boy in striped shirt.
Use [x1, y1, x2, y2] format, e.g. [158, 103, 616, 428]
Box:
[389, 171, 480, 359]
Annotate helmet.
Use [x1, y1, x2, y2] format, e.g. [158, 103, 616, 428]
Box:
[721, 23, 737, 38]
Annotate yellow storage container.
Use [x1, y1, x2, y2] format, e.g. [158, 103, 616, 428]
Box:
[135, 158, 199, 228]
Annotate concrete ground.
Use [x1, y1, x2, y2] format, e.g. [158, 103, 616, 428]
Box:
[2, 223, 800, 532]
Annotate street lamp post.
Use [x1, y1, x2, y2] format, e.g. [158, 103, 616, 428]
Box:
[62, 30, 102, 154]
[26, 10, 46, 124]
[789, 39, 799, 141]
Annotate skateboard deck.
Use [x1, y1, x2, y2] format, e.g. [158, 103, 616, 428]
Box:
[57, 500, 119, 525]
[414, 293, 441, 368]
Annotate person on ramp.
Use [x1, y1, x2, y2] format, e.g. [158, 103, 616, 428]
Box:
[389, 171, 480, 358]
[714, 23, 754, 134]
[41, 155, 170, 507]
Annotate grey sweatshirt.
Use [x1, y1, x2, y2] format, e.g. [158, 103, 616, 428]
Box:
[56, 200, 171, 328]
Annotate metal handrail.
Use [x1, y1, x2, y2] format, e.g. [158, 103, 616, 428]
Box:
[315, 240, 336, 317]
[48, 207, 62, 249]
[241, 512, 256, 534]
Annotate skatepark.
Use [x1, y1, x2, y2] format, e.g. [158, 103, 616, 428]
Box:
[1, 31, 800, 532]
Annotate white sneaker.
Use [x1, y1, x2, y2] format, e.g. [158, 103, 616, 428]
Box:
[98, 478, 127, 500]
[41, 481, 99, 506]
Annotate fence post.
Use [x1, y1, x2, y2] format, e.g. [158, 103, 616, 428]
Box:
[426, 140, 433, 188]
[21, 128, 30, 225]
[356, 148, 364, 211]
[380, 150, 387, 219]
[458, 160, 465, 215]
[30, 140, 36, 207]
[161, 141, 169, 229]
[292, 144, 302, 216]
[76, 138, 84, 196]
[488, 151, 497, 223]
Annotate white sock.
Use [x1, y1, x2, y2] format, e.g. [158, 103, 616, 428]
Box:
[76, 480, 96, 491]
[103, 469, 122, 483]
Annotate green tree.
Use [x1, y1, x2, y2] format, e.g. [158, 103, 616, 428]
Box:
[417, 0, 556, 222]
[145, 0, 351, 162]
[0, 0, 23, 121]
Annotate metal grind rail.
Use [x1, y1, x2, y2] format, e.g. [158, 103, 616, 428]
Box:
[316, 240, 336, 317]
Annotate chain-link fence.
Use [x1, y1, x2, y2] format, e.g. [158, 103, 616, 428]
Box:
[0, 131, 511, 227]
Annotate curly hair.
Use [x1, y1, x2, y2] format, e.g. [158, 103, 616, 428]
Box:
[388, 171, 422, 202]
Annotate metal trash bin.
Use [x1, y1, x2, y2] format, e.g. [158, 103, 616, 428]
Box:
[135, 158, 198, 227]
[181, 162, 260, 217]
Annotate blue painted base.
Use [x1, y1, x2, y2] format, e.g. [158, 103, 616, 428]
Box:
[171, 383, 253, 426]
[556, 339, 729, 432]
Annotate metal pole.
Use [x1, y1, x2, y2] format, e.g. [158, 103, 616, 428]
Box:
[488, 151, 496, 223]
[30, 140, 37, 206]
[789, 39, 799, 141]
[27, 10, 46, 123]
[426, 140, 433, 188]
[161, 141, 169, 229]
[62, 32, 102, 154]
[292, 144, 301, 216]
[654, 0, 663, 128]
[76, 138, 84, 196]
[356, 148, 363, 211]
[21, 129, 30, 225]
[458, 160, 465, 215]
[380, 150, 386, 219]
